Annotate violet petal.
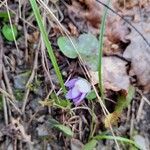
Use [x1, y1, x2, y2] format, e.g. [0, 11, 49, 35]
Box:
[65, 78, 78, 88]
[74, 93, 86, 106]
[71, 87, 81, 99]
[65, 89, 73, 99]
[75, 78, 91, 93]
[72, 93, 82, 103]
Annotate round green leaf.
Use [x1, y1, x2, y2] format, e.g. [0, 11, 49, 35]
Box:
[78, 33, 99, 56]
[57, 36, 78, 59]
[2, 24, 18, 41]
[82, 55, 99, 71]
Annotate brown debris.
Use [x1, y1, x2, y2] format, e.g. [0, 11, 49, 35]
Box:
[123, 21, 150, 92]
[1, 118, 32, 144]
[90, 56, 130, 92]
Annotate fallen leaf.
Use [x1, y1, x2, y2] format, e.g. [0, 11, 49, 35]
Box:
[123, 20, 150, 92]
[113, 0, 138, 9]
[90, 56, 130, 91]
[27, 31, 39, 43]
[67, 0, 102, 34]
[106, 18, 129, 43]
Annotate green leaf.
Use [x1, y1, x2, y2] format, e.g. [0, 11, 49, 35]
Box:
[78, 33, 99, 71]
[115, 86, 135, 112]
[86, 90, 97, 101]
[78, 33, 99, 56]
[0, 11, 13, 21]
[50, 92, 71, 109]
[82, 55, 99, 71]
[48, 118, 59, 128]
[57, 33, 100, 70]
[94, 135, 141, 149]
[57, 36, 78, 59]
[2, 24, 18, 41]
[82, 140, 97, 150]
[54, 99, 71, 109]
[54, 124, 74, 137]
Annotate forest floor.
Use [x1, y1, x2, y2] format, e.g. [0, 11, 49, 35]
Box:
[0, 0, 150, 150]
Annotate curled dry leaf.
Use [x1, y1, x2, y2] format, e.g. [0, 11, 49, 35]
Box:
[123, 21, 150, 92]
[90, 56, 130, 91]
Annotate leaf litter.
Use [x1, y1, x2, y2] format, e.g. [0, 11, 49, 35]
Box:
[123, 20, 150, 92]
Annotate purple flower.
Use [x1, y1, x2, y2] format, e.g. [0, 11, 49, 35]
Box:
[65, 77, 91, 105]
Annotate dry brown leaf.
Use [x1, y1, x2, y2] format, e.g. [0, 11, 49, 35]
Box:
[113, 0, 138, 9]
[106, 18, 129, 43]
[113, 0, 150, 10]
[90, 56, 130, 91]
[68, 22, 79, 36]
[27, 31, 39, 43]
[67, 0, 103, 34]
[123, 21, 150, 92]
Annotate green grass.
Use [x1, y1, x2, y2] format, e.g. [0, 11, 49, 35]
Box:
[29, 0, 66, 94]
[94, 135, 141, 149]
[98, 0, 110, 101]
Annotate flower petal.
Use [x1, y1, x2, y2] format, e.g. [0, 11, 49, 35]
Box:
[71, 87, 81, 99]
[65, 89, 73, 99]
[75, 78, 91, 93]
[74, 93, 86, 106]
[65, 78, 78, 88]
[72, 93, 82, 103]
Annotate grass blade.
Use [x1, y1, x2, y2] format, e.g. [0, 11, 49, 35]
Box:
[94, 135, 141, 149]
[98, 0, 110, 100]
[29, 0, 66, 93]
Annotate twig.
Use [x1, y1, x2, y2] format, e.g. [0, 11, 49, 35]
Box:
[136, 97, 145, 122]
[130, 101, 135, 137]
[22, 43, 40, 113]
[0, 87, 14, 100]
[0, 34, 3, 81]
[22, 1, 29, 62]
[3, 66, 16, 101]
[1, 81, 8, 125]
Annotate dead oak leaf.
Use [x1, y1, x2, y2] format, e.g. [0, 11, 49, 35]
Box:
[123, 21, 150, 92]
[90, 56, 130, 91]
